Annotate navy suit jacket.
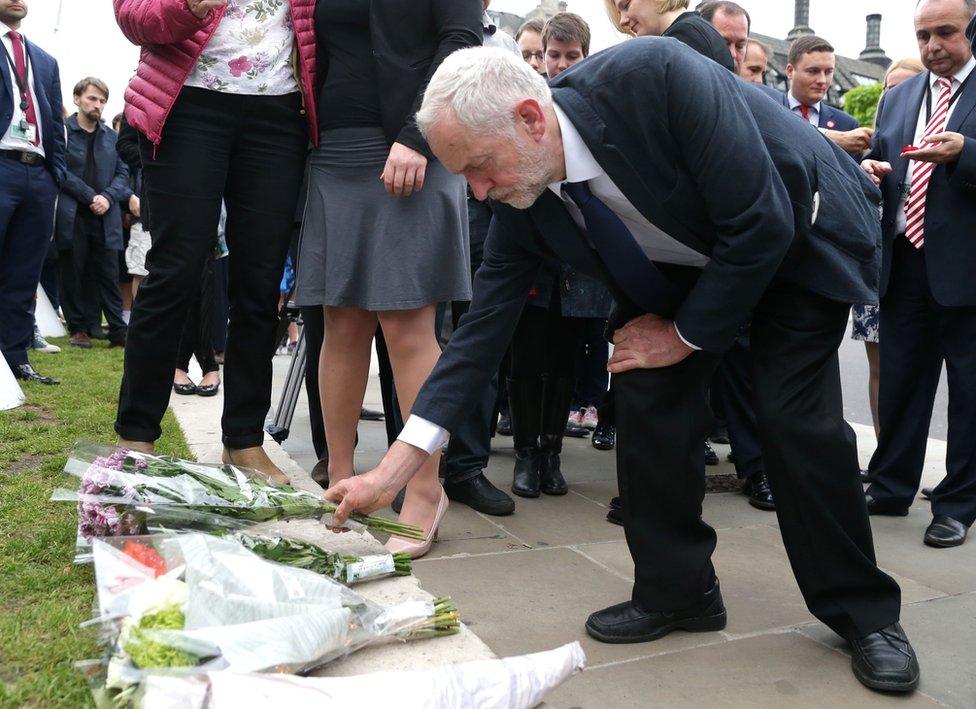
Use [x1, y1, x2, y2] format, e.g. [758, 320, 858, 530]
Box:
[774, 91, 860, 132]
[865, 69, 976, 305]
[411, 38, 883, 434]
[55, 114, 131, 251]
[0, 34, 65, 181]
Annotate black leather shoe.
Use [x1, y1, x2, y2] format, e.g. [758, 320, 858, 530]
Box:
[743, 472, 775, 511]
[445, 472, 516, 515]
[496, 413, 512, 436]
[592, 422, 615, 450]
[704, 441, 719, 466]
[709, 424, 730, 445]
[173, 381, 198, 395]
[850, 622, 919, 692]
[606, 506, 624, 526]
[924, 515, 968, 548]
[920, 487, 933, 500]
[359, 407, 384, 421]
[609, 496, 621, 510]
[13, 364, 59, 385]
[196, 382, 220, 397]
[539, 434, 568, 496]
[563, 420, 589, 438]
[860, 468, 878, 484]
[865, 493, 910, 516]
[512, 447, 541, 498]
[585, 579, 727, 643]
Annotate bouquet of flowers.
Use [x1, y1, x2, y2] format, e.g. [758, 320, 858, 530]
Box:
[52, 442, 424, 561]
[85, 534, 459, 708]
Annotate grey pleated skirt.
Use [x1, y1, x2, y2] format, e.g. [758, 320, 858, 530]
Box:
[295, 127, 471, 310]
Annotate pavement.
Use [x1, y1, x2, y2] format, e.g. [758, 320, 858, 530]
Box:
[174, 342, 972, 708]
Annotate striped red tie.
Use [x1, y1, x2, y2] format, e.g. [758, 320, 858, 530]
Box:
[904, 77, 953, 249]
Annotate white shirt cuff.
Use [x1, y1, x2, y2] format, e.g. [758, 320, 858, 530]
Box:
[398, 415, 450, 455]
[818, 127, 829, 135]
[674, 323, 701, 351]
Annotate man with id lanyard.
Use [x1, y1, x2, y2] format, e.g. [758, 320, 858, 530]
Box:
[0, 0, 66, 387]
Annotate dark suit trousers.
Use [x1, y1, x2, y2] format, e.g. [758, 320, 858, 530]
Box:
[868, 239, 976, 526]
[618, 280, 900, 640]
[115, 88, 306, 448]
[59, 225, 127, 341]
[717, 328, 764, 481]
[0, 158, 58, 369]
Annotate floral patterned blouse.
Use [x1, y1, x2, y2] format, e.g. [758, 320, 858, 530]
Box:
[185, 0, 299, 95]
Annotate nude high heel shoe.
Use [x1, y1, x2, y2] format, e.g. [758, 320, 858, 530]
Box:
[385, 488, 449, 560]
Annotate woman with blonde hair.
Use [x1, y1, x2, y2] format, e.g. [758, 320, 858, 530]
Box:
[603, 0, 733, 71]
[852, 57, 925, 460]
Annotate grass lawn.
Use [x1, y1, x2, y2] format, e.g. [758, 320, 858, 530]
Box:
[0, 339, 191, 707]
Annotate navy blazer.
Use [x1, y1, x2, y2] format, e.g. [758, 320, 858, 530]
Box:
[55, 114, 131, 251]
[411, 38, 883, 433]
[865, 69, 976, 305]
[0, 34, 65, 181]
[774, 91, 860, 132]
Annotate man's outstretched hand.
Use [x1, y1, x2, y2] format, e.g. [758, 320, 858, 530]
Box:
[323, 440, 430, 526]
[608, 314, 694, 373]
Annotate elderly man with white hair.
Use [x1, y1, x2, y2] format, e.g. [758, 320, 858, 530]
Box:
[326, 40, 921, 692]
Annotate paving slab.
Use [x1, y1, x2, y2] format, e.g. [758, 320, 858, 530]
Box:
[544, 631, 942, 708]
[800, 592, 976, 708]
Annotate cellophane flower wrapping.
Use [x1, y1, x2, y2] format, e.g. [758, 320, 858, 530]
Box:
[83, 534, 459, 708]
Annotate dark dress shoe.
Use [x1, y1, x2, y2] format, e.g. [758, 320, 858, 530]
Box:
[704, 441, 719, 466]
[196, 382, 220, 397]
[563, 421, 589, 438]
[512, 446, 541, 498]
[445, 473, 515, 515]
[108, 337, 126, 349]
[88, 328, 108, 341]
[69, 332, 92, 348]
[586, 579, 727, 643]
[860, 468, 878, 484]
[173, 381, 198, 395]
[591, 422, 615, 450]
[496, 413, 512, 436]
[359, 407, 384, 421]
[13, 364, 59, 385]
[924, 515, 968, 548]
[742, 472, 775, 511]
[609, 496, 621, 510]
[709, 424, 730, 445]
[850, 622, 919, 692]
[606, 506, 624, 526]
[920, 487, 933, 501]
[865, 493, 909, 516]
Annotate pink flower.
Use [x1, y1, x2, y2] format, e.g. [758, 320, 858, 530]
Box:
[228, 56, 253, 77]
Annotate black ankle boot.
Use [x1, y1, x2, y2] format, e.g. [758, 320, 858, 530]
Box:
[539, 434, 568, 495]
[539, 375, 574, 495]
[508, 376, 543, 498]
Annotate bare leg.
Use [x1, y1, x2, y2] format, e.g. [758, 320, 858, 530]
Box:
[120, 281, 133, 313]
[320, 306, 377, 484]
[131, 275, 143, 300]
[174, 368, 192, 386]
[865, 341, 881, 439]
[377, 305, 444, 533]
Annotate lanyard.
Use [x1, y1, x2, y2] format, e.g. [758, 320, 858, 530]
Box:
[1, 35, 31, 112]
[924, 72, 970, 124]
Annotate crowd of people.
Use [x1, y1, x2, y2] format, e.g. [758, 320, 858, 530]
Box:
[2, 0, 975, 696]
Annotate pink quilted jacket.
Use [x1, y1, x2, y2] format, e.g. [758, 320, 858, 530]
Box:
[114, 0, 318, 150]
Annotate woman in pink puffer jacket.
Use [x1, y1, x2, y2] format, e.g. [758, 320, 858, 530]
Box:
[112, 0, 316, 482]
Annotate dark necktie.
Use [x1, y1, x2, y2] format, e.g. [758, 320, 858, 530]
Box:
[7, 31, 40, 146]
[561, 181, 686, 316]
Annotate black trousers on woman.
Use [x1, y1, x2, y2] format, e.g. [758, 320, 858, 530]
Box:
[615, 280, 900, 641]
[115, 87, 307, 448]
[175, 258, 219, 375]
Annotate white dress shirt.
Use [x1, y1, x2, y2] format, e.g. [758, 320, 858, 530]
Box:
[398, 104, 710, 455]
[1, 30, 45, 156]
[788, 92, 822, 128]
[895, 56, 976, 235]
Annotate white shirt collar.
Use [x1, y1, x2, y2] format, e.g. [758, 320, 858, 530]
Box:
[930, 54, 976, 88]
[547, 103, 604, 196]
[787, 92, 821, 114]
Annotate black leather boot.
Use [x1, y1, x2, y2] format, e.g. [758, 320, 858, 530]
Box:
[539, 375, 573, 495]
[508, 376, 543, 498]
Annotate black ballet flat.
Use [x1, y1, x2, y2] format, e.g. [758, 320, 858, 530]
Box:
[196, 382, 220, 397]
[173, 381, 198, 395]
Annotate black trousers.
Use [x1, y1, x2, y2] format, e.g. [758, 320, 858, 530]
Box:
[573, 317, 610, 409]
[59, 227, 127, 341]
[0, 158, 58, 369]
[175, 258, 218, 375]
[616, 280, 900, 640]
[509, 300, 586, 380]
[717, 328, 764, 481]
[115, 87, 307, 448]
[868, 239, 976, 527]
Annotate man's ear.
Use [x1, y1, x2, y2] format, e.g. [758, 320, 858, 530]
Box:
[515, 98, 547, 142]
[786, 63, 795, 82]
